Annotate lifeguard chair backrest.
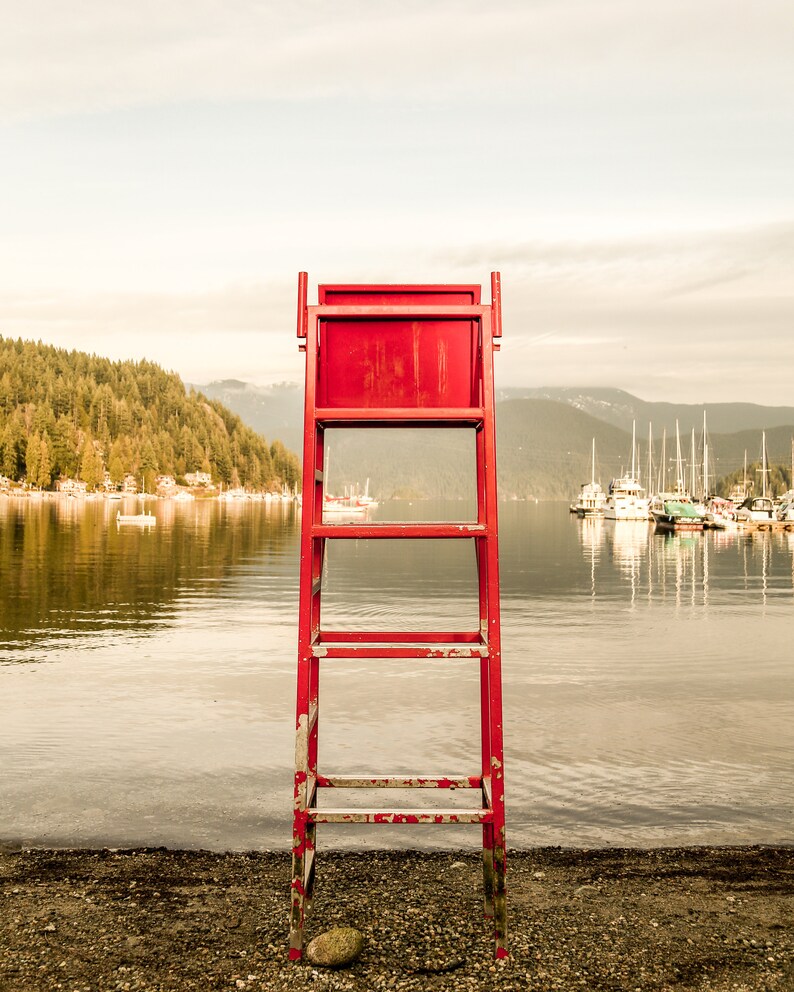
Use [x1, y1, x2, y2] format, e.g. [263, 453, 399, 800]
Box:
[316, 284, 483, 410]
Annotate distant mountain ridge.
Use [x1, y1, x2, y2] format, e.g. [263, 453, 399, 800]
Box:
[194, 380, 794, 500]
[498, 387, 794, 436]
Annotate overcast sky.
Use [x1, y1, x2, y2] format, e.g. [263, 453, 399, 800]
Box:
[2, 1, 792, 403]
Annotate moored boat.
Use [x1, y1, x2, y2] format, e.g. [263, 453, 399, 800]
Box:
[649, 494, 705, 530]
[736, 496, 775, 524]
[322, 494, 367, 517]
[604, 421, 650, 520]
[605, 475, 649, 520]
[116, 510, 156, 527]
[571, 439, 607, 516]
[736, 433, 776, 527]
[704, 496, 738, 530]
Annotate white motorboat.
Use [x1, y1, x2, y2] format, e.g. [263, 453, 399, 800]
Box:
[572, 439, 607, 516]
[605, 422, 649, 520]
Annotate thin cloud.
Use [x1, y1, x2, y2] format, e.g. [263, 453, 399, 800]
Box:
[2, 0, 791, 120]
[444, 222, 794, 301]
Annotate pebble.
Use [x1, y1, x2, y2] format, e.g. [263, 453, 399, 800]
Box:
[306, 927, 365, 968]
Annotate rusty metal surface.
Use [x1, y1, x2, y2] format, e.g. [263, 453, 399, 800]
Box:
[316, 775, 482, 789]
[308, 809, 492, 824]
[290, 273, 507, 961]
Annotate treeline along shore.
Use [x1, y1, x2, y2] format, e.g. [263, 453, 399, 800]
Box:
[0, 337, 300, 496]
[4, 335, 794, 505]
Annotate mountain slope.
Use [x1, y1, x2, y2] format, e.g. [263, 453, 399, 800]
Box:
[193, 380, 794, 500]
[188, 380, 305, 452]
[501, 387, 794, 436]
[0, 338, 300, 490]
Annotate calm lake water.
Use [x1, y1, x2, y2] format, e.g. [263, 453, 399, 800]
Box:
[1, 496, 792, 851]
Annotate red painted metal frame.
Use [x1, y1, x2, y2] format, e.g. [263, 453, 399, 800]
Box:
[290, 273, 507, 961]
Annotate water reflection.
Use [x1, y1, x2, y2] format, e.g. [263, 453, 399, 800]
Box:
[570, 512, 794, 611]
[1, 499, 793, 850]
[0, 497, 301, 660]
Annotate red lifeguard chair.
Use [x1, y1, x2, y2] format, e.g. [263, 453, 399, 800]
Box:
[290, 273, 507, 958]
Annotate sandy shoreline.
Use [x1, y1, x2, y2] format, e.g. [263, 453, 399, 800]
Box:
[1, 846, 792, 991]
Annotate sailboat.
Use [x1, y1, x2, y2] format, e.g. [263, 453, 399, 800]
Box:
[649, 419, 705, 530]
[736, 433, 775, 524]
[571, 439, 607, 516]
[321, 450, 367, 518]
[774, 439, 794, 521]
[354, 477, 379, 509]
[605, 421, 650, 520]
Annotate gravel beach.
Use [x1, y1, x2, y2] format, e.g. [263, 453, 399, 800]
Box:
[1, 846, 792, 991]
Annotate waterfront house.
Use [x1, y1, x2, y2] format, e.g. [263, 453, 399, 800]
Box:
[56, 478, 88, 495]
[185, 471, 212, 487]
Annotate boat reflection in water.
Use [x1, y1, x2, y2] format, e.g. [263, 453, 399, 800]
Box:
[576, 514, 604, 600]
[3, 498, 794, 853]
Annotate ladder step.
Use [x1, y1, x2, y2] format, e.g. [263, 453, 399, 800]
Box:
[307, 808, 493, 824]
[317, 775, 482, 789]
[314, 407, 484, 426]
[312, 644, 489, 659]
[318, 631, 484, 644]
[312, 523, 487, 539]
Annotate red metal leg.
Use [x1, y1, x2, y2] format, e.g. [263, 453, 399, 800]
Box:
[290, 273, 508, 960]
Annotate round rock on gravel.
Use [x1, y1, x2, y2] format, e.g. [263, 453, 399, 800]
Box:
[306, 926, 365, 968]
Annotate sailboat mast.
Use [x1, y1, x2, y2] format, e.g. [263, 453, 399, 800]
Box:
[690, 428, 697, 497]
[702, 411, 709, 500]
[661, 429, 667, 492]
[591, 438, 596, 487]
[631, 420, 637, 479]
[647, 423, 653, 494]
[675, 420, 684, 494]
[762, 432, 768, 499]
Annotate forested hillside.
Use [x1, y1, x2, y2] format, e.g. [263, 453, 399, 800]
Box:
[0, 337, 300, 491]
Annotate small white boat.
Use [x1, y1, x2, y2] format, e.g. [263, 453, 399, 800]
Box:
[217, 488, 248, 502]
[116, 510, 156, 527]
[571, 439, 607, 516]
[704, 496, 738, 530]
[776, 500, 794, 523]
[736, 497, 775, 524]
[322, 495, 367, 516]
[736, 433, 775, 526]
[604, 421, 650, 520]
[355, 478, 379, 509]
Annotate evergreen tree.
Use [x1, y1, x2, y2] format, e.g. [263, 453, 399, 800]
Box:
[26, 432, 41, 486]
[38, 432, 53, 489]
[79, 435, 104, 489]
[140, 437, 158, 494]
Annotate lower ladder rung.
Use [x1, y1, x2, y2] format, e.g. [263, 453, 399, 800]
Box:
[317, 774, 481, 789]
[307, 808, 492, 824]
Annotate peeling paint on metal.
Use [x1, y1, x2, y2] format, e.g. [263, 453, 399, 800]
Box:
[294, 713, 309, 771]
